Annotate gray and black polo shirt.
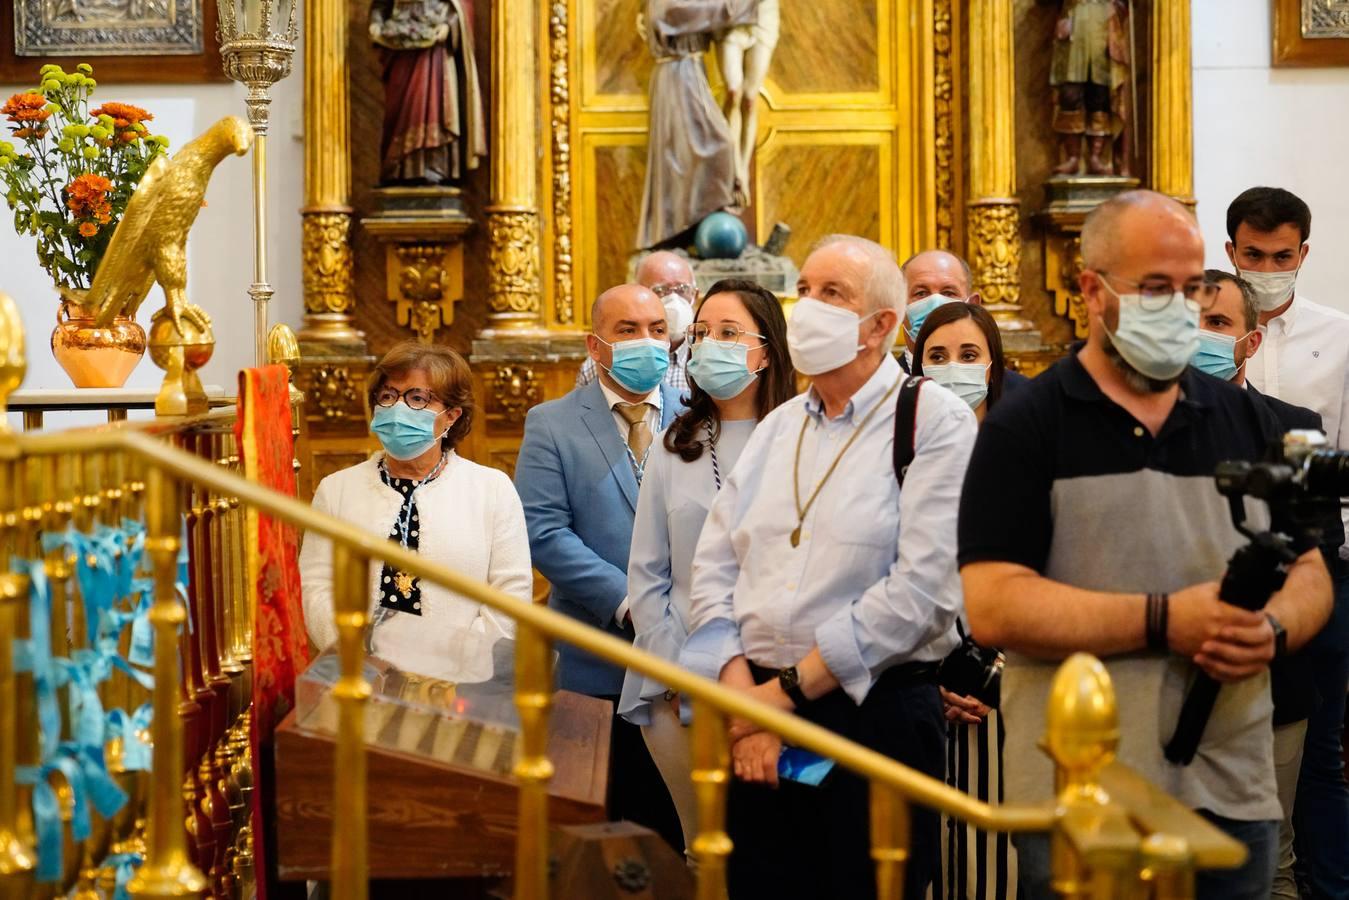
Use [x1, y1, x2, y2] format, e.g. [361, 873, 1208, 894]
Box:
[958, 347, 1283, 822]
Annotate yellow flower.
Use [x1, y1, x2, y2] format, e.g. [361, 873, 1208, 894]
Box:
[76, 64, 93, 75]
[82, 146, 98, 160]
[57, 138, 74, 153]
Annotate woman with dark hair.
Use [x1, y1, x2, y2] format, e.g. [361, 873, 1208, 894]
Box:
[620, 278, 796, 851]
[300, 341, 530, 680]
[913, 302, 1018, 897]
[913, 301, 1007, 423]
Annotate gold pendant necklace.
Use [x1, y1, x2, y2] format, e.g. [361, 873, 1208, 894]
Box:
[791, 375, 904, 547]
[394, 571, 416, 598]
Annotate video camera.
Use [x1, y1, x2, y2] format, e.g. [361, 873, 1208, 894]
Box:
[1165, 430, 1349, 765]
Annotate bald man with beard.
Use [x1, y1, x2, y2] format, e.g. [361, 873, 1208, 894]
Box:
[959, 190, 1332, 900]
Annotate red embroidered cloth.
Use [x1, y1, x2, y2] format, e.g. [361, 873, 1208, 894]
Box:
[235, 364, 310, 899]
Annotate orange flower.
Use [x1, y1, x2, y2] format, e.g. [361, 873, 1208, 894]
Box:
[2, 93, 52, 137]
[90, 102, 152, 129]
[78, 222, 98, 237]
[65, 173, 114, 222]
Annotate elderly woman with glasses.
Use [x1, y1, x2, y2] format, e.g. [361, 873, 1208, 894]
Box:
[299, 342, 530, 679]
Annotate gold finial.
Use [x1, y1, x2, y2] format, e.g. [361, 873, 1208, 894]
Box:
[0, 292, 26, 432]
[266, 323, 300, 371]
[1043, 653, 1118, 795]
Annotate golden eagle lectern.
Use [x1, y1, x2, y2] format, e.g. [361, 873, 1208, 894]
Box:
[87, 116, 254, 415]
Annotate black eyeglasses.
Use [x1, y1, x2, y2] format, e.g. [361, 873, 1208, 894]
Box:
[373, 386, 444, 410]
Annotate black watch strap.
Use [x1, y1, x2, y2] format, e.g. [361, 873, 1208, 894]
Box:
[1265, 613, 1288, 659]
[778, 666, 809, 708]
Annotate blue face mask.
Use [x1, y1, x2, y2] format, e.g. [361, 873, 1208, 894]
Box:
[1192, 330, 1250, 382]
[905, 294, 963, 339]
[687, 338, 763, 400]
[1101, 287, 1200, 381]
[924, 361, 990, 410]
[371, 403, 446, 461]
[597, 336, 670, 394]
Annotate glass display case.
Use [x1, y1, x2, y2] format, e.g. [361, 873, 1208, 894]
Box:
[293, 628, 529, 777]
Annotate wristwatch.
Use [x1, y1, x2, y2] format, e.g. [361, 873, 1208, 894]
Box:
[778, 666, 809, 708]
[1265, 612, 1288, 659]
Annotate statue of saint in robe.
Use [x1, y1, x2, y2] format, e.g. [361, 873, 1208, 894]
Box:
[637, 0, 759, 250]
[716, 0, 778, 206]
[370, 0, 488, 185]
[1049, 0, 1134, 178]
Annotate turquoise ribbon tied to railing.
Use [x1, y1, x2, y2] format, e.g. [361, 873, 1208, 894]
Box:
[102, 851, 144, 900]
[14, 739, 125, 883]
[105, 703, 153, 772]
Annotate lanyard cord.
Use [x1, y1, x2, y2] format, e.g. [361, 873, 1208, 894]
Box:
[707, 422, 722, 492]
[790, 375, 903, 547]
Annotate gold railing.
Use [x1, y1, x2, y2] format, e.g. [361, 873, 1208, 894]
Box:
[0, 422, 1250, 900]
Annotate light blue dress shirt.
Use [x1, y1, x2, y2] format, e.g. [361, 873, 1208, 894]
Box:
[680, 353, 976, 704]
[619, 418, 758, 725]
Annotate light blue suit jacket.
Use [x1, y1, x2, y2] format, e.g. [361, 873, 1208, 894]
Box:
[514, 379, 685, 695]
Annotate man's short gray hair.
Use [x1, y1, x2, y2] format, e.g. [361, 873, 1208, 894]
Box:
[1205, 268, 1259, 332]
[812, 234, 906, 349]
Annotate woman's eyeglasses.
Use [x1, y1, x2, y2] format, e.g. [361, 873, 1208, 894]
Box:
[684, 322, 766, 346]
[373, 387, 443, 410]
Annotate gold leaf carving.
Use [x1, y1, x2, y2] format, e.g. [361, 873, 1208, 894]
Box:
[308, 365, 362, 421]
[487, 209, 542, 315]
[302, 212, 355, 315]
[934, 0, 955, 250]
[493, 364, 541, 425]
[968, 202, 1022, 307]
[550, 1, 574, 324]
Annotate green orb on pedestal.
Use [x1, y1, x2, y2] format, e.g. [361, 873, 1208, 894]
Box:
[694, 211, 748, 260]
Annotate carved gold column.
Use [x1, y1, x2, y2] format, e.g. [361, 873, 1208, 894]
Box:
[965, 0, 1037, 344]
[1150, 1, 1195, 205]
[299, 0, 358, 343]
[481, 0, 544, 334]
[294, 0, 372, 498]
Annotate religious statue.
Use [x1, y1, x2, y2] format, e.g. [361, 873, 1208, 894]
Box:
[716, 0, 779, 205]
[369, 0, 487, 185]
[636, 0, 758, 250]
[1050, 0, 1135, 178]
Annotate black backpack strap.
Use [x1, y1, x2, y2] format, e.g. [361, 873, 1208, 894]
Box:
[892, 375, 928, 487]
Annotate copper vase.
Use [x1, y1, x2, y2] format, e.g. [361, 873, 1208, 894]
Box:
[50, 287, 146, 388]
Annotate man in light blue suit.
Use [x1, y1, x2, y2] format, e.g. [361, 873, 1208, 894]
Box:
[515, 282, 687, 850]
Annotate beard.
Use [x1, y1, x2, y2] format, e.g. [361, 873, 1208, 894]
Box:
[1103, 340, 1182, 394]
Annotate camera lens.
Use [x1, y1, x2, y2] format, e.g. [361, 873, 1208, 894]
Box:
[1305, 450, 1349, 498]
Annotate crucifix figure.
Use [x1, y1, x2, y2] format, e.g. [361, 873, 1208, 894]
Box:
[715, 0, 779, 206]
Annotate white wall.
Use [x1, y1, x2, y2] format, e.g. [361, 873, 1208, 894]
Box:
[1193, 0, 1349, 314]
[0, 38, 307, 429]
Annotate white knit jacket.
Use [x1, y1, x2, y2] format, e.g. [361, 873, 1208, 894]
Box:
[299, 453, 530, 679]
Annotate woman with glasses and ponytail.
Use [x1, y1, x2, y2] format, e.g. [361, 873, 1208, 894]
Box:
[619, 279, 797, 852]
[300, 341, 531, 679]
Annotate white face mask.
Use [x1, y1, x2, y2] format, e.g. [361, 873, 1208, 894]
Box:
[788, 297, 875, 376]
[662, 295, 694, 336]
[1237, 267, 1299, 312]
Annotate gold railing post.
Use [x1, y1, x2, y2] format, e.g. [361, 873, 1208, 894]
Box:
[512, 622, 554, 900]
[1141, 834, 1194, 900]
[0, 566, 36, 896]
[690, 701, 731, 900]
[330, 543, 370, 900]
[870, 783, 911, 900]
[127, 465, 207, 900]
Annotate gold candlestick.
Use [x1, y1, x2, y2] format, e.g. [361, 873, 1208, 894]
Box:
[216, 0, 298, 367]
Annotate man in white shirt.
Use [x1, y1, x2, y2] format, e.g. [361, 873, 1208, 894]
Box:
[681, 234, 976, 899]
[1226, 186, 1349, 899]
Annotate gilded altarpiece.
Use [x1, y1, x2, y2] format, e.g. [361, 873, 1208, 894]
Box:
[546, 0, 944, 327]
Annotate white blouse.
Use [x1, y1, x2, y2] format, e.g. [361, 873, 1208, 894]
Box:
[299, 452, 531, 681]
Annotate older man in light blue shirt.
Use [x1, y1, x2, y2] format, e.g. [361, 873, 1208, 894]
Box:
[680, 234, 976, 900]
